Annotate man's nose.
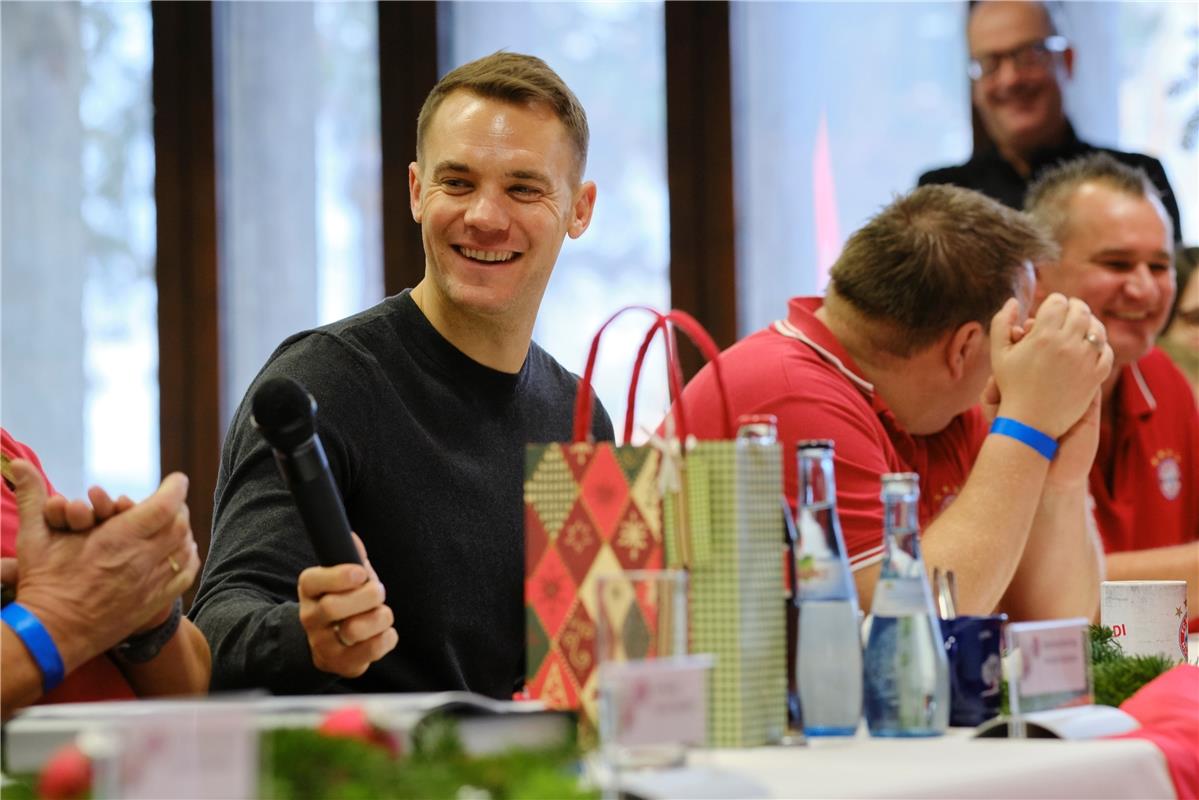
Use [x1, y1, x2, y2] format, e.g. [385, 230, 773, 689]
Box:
[990, 55, 1022, 89]
[464, 190, 509, 233]
[1123, 264, 1159, 299]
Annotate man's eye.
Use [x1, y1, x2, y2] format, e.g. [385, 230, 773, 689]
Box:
[510, 185, 541, 197]
[1149, 262, 1171, 274]
[1098, 260, 1132, 272]
[441, 178, 470, 190]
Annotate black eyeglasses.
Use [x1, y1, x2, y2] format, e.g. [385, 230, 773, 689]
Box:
[968, 35, 1068, 81]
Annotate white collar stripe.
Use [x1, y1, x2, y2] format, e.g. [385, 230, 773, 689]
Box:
[772, 319, 875, 395]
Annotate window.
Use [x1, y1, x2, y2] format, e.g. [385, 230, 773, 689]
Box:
[213, 1, 383, 427]
[442, 1, 671, 441]
[1, 0, 158, 499]
[731, 2, 971, 335]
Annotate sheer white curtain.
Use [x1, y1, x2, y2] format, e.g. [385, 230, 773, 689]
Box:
[1, 1, 158, 500]
[213, 1, 384, 429]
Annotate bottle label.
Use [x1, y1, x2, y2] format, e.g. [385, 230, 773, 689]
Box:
[870, 577, 929, 616]
[798, 556, 851, 601]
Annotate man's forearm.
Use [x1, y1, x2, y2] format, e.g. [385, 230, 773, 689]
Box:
[1002, 485, 1101, 621]
[2, 624, 48, 721]
[1106, 542, 1199, 622]
[857, 434, 1050, 614]
[192, 594, 338, 694]
[118, 618, 212, 697]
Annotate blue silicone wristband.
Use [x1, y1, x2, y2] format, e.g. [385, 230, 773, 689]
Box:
[990, 417, 1058, 461]
[2, 602, 66, 692]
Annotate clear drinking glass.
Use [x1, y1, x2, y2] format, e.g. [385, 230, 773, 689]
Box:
[596, 569, 694, 771]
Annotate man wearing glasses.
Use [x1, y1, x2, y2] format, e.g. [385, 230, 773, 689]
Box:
[919, 1, 1182, 239]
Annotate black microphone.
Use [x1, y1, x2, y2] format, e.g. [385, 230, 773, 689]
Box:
[251, 376, 362, 567]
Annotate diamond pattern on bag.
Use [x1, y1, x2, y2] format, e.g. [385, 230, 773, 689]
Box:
[527, 545, 576, 639]
[556, 503, 603, 586]
[578, 444, 630, 538]
[564, 441, 596, 482]
[629, 447, 662, 536]
[574, 542, 624, 622]
[526, 604, 550, 676]
[558, 598, 598, 692]
[611, 502, 656, 570]
[531, 649, 578, 710]
[525, 504, 549, 575]
[525, 444, 578, 540]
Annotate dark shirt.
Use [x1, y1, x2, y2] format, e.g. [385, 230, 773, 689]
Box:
[191, 290, 614, 698]
[918, 123, 1183, 240]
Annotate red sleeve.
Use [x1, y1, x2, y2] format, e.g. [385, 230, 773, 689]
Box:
[1, 428, 55, 557]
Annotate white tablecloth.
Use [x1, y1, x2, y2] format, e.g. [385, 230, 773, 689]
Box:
[619, 727, 1176, 799]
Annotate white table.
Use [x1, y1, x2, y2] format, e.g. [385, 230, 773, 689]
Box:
[619, 727, 1176, 799]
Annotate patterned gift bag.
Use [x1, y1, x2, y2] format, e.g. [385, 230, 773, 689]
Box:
[524, 306, 670, 730]
[638, 311, 788, 748]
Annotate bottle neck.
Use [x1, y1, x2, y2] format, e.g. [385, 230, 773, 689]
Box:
[881, 494, 922, 574]
[797, 450, 836, 508]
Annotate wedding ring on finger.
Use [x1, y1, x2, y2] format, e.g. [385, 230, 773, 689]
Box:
[167, 554, 182, 574]
[1084, 331, 1104, 350]
[333, 623, 353, 648]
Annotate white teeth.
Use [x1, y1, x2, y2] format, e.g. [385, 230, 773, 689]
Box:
[458, 247, 515, 263]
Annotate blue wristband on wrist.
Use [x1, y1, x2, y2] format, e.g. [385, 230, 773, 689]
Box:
[2, 602, 66, 692]
[990, 416, 1058, 461]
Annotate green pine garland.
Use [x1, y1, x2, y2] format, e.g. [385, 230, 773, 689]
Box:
[1001, 625, 1176, 714]
[261, 715, 596, 800]
[1088, 624, 1176, 708]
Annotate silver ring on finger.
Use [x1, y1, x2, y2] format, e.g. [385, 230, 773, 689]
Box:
[1084, 331, 1104, 350]
[333, 623, 353, 648]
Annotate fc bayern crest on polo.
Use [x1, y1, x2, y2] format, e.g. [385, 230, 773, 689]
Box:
[1152, 450, 1182, 501]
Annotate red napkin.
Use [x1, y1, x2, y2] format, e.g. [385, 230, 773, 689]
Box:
[1111, 664, 1199, 799]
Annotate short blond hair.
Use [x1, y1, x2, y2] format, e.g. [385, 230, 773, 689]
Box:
[416, 51, 589, 181]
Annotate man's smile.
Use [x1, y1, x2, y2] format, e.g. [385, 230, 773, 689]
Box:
[454, 245, 518, 263]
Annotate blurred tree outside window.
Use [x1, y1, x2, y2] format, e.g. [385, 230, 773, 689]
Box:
[214, 0, 383, 430]
[1, 0, 158, 500]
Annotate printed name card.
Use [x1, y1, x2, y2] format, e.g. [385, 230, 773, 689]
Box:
[1007, 617, 1092, 716]
[93, 706, 256, 799]
[599, 654, 712, 749]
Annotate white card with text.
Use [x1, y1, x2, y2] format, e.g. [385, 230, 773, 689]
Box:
[1007, 617, 1091, 713]
[599, 654, 712, 748]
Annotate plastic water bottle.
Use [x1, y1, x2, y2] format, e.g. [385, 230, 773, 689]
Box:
[863, 472, 949, 737]
[794, 440, 863, 736]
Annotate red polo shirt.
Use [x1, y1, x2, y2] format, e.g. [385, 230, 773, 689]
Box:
[1091, 349, 1198, 554]
[677, 298, 985, 571]
[2, 428, 136, 704]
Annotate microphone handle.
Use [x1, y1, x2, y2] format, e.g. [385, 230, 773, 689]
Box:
[273, 435, 363, 567]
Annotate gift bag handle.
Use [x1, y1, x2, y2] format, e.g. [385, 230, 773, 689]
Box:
[624, 309, 736, 443]
[573, 305, 664, 443]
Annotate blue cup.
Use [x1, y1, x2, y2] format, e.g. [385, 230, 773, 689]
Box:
[940, 614, 1006, 727]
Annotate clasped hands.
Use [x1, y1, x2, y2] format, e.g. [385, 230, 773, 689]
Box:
[985, 292, 1113, 490]
[5, 460, 198, 672]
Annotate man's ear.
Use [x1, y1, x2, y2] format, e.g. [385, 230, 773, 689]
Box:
[945, 321, 985, 381]
[1031, 260, 1053, 306]
[408, 162, 423, 223]
[567, 181, 597, 239]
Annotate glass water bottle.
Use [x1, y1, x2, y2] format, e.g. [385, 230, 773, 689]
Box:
[795, 440, 862, 736]
[862, 472, 949, 737]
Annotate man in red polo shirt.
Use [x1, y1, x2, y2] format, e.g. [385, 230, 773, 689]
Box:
[1026, 154, 1198, 627]
[677, 184, 1110, 619]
